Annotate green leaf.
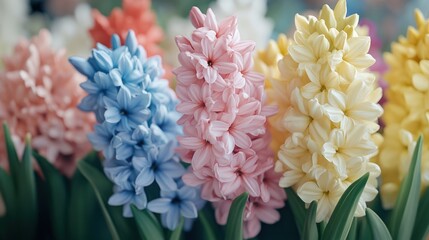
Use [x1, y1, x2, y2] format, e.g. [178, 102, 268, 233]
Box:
[365, 208, 392, 240]
[68, 167, 105, 240]
[170, 217, 184, 240]
[285, 188, 306, 236]
[131, 205, 164, 240]
[346, 218, 357, 240]
[225, 192, 249, 240]
[78, 160, 120, 240]
[303, 201, 318, 240]
[2, 123, 19, 184]
[0, 168, 14, 219]
[33, 151, 68, 240]
[389, 135, 423, 240]
[358, 217, 373, 240]
[412, 187, 429, 240]
[198, 210, 217, 240]
[0, 168, 15, 238]
[16, 137, 37, 239]
[322, 172, 369, 240]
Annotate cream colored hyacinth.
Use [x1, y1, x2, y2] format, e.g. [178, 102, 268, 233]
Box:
[254, 34, 292, 153]
[274, 0, 383, 222]
[379, 10, 429, 209]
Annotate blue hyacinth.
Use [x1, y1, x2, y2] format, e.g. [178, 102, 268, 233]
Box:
[70, 31, 204, 229]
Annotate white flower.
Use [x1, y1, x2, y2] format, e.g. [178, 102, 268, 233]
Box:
[50, 3, 93, 57]
[210, 0, 273, 48]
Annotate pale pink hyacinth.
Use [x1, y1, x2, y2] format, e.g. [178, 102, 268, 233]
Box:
[174, 7, 285, 238]
[0, 30, 94, 176]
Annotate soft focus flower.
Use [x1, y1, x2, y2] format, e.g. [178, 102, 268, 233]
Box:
[210, 0, 273, 49]
[0, 29, 94, 176]
[51, 3, 93, 57]
[70, 30, 204, 228]
[274, 0, 382, 222]
[379, 10, 429, 209]
[359, 19, 388, 106]
[0, 0, 28, 69]
[174, 7, 285, 238]
[254, 34, 293, 154]
[148, 180, 202, 231]
[89, 0, 163, 57]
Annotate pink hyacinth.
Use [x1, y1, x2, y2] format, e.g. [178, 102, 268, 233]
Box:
[174, 7, 285, 238]
[0, 30, 94, 177]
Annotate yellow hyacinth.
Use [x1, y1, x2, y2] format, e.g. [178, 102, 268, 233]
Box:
[380, 10, 429, 209]
[274, 0, 383, 222]
[254, 34, 293, 153]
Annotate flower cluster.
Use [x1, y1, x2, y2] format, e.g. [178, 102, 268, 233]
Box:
[210, 0, 273, 49]
[70, 31, 203, 230]
[0, 30, 94, 176]
[274, 0, 383, 222]
[254, 34, 293, 154]
[89, 0, 163, 57]
[174, 7, 285, 238]
[379, 10, 429, 209]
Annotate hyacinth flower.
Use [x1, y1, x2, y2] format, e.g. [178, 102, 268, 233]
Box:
[273, 0, 383, 222]
[0, 29, 94, 176]
[174, 7, 286, 238]
[379, 10, 429, 209]
[254, 34, 293, 154]
[70, 30, 204, 230]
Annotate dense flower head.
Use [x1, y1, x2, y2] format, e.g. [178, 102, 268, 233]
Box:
[174, 7, 285, 238]
[379, 10, 429, 209]
[274, 0, 383, 222]
[0, 29, 94, 176]
[70, 30, 203, 229]
[89, 0, 163, 57]
[254, 34, 293, 154]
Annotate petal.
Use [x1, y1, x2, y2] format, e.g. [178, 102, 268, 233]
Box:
[156, 172, 178, 191]
[165, 204, 180, 230]
[147, 198, 171, 214]
[297, 181, 323, 203]
[180, 201, 198, 218]
[108, 191, 133, 206]
[135, 168, 155, 187]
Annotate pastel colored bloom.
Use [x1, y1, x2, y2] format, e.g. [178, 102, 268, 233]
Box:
[274, 0, 382, 221]
[254, 34, 293, 154]
[134, 141, 185, 191]
[148, 181, 200, 230]
[104, 89, 151, 131]
[379, 10, 429, 209]
[70, 30, 204, 229]
[0, 30, 94, 176]
[174, 7, 285, 238]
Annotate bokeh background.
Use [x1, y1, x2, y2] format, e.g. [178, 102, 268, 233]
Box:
[1, 0, 429, 62]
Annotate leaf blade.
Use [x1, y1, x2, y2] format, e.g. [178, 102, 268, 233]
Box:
[322, 172, 369, 240]
[285, 187, 306, 236]
[225, 192, 249, 240]
[412, 187, 429, 240]
[303, 201, 318, 240]
[130, 205, 164, 240]
[33, 151, 68, 240]
[78, 160, 120, 240]
[366, 208, 392, 240]
[389, 135, 423, 240]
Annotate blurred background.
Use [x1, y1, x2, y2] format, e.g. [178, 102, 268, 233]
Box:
[1, 0, 429, 61]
